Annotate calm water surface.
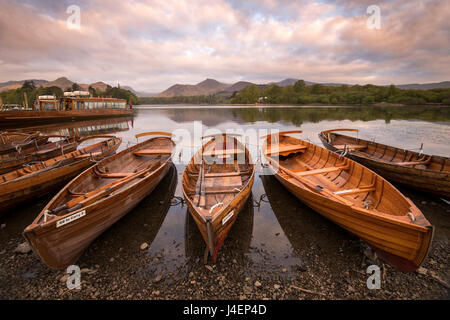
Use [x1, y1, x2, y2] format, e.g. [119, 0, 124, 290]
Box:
[9, 105, 450, 277]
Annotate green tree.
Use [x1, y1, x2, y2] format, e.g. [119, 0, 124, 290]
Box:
[293, 80, 306, 93]
[72, 83, 82, 91]
[362, 95, 375, 104]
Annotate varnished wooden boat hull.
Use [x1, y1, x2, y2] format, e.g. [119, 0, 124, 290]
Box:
[184, 175, 254, 262]
[23, 133, 174, 270]
[0, 131, 40, 148]
[182, 135, 255, 262]
[0, 137, 121, 215]
[184, 194, 254, 261]
[0, 135, 49, 155]
[0, 159, 93, 213]
[319, 131, 450, 198]
[23, 163, 171, 270]
[263, 132, 433, 271]
[0, 140, 78, 174]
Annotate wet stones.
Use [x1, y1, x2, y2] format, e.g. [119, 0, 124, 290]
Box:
[243, 285, 252, 295]
[416, 267, 427, 275]
[14, 242, 31, 254]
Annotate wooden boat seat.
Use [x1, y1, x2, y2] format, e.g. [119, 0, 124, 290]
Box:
[265, 144, 307, 156]
[204, 172, 242, 178]
[334, 187, 376, 196]
[333, 144, 367, 151]
[133, 149, 172, 156]
[75, 152, 101, 159]
[203, 176, 242, 190]
[95, 172, 134, 179]
[295, 166, 348, 177]
[202, 149, 244, 157]
[187, 189, 240, 196]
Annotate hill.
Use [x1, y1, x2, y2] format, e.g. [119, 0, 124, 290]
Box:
[0, 77, 142, 95]
[396, 81, 450, 90]
[156, 78, 229, 97]
[153, 78, 450, 98]
[0, 79, 48, 92]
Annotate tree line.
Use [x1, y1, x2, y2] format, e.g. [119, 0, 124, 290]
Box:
[230, 81, 450, 105]
[0, 80, 139, 107]
[139, 93, 230, 105]
[138, 80, 450, 106]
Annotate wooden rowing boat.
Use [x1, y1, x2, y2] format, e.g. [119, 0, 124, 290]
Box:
[262, 130, 433, 272]
[23, 132, 175, 270]
[0, 135, 121, 215]
[319, 129, 450, 198]
[0, 131, 49, 155]
[0, 131, 39, 145]
[182, 134, 255, 263]
[0, 136, 78, 174]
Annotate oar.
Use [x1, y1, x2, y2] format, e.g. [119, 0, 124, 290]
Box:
[275, 163, 354, 206]
[51, 160, 162, 214]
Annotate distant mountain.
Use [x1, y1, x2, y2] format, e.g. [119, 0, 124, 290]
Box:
[43, 77, 74, 90]
[155, 78, 229, 97]
[42, 78, 111, 92]
[196, 78, 229, 92]
[154, 78, 450, 98]
[396, 81, 450, 90]
[122, 86, 155, 97]
[86, 81, 109, 91]
[0, 79, 48, 92]
[223, 81, 256, 93]
[0, 77, 141, 95]
[155, 78, 340, 97]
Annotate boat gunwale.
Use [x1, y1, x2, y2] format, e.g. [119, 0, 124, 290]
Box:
[318, 131, 450, 174]
[0, 137, 121, 187]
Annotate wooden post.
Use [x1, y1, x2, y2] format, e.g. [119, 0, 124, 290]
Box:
[24, 92, 29, 109]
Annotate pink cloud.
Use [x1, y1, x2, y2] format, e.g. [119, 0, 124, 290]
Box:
[0, 0, 448, 92]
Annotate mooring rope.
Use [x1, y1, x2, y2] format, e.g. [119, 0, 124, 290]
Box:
[253, 193, 269, 210]
[170, 196, 185, 206]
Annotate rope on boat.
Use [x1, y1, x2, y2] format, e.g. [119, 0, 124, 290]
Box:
[363, 200, 372, 210]
[406, 212, 415, 222]
[43, 210, 57, 223]
[209, 202, 223, 213]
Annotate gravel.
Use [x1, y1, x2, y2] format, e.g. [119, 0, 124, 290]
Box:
[0, 182, 448, 300]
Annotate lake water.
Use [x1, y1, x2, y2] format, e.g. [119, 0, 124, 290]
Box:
[5, 105, 450, 282]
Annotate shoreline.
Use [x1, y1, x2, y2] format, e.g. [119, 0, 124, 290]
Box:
[0, 171, 448, 300]
[135, 103, 450, 108]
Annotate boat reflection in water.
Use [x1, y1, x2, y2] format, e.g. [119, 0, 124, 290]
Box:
[184, 194, 254, 264]
[259, 174, 360, 270]
[11, 117, 133, 137]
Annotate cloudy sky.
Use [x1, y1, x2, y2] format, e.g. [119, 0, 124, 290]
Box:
[0, 0, 449, 92]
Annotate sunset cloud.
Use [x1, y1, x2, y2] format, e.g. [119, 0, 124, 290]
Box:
[0, 0, 448, 92]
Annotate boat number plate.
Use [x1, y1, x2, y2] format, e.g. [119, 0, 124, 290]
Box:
[56, 210, 86, 228]
[222, 210, 234, 226]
